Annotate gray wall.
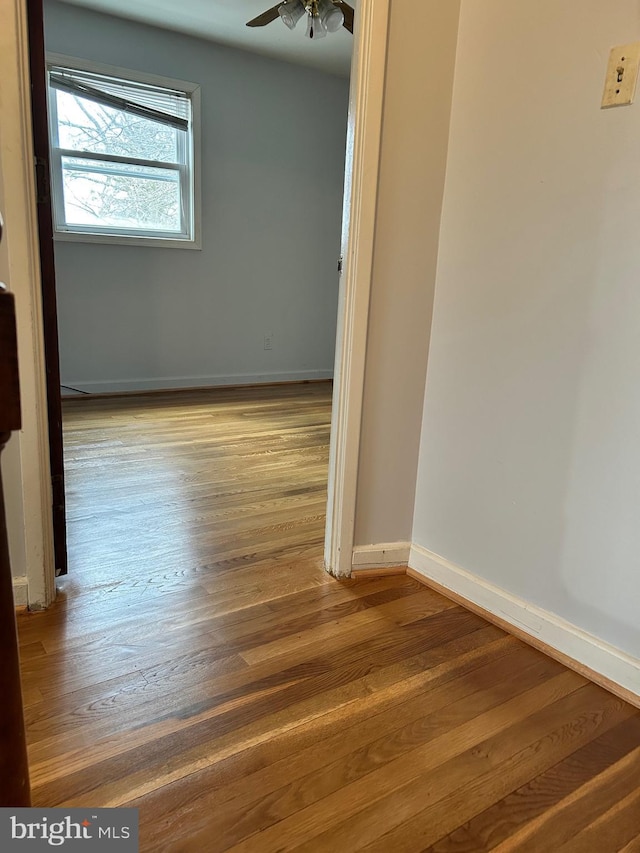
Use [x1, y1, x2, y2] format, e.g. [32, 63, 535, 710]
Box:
[413, 0, 640, 657]
[44, 0, 349, 392]
[354, 0, 461, 546]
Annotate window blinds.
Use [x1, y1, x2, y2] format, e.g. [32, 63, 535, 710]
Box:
[48, 66, 191, 131]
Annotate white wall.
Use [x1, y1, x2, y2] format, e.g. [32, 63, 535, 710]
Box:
[44, 0, 349, 393]
[353, 0, 461, 545]
[413, 0, 640, 657]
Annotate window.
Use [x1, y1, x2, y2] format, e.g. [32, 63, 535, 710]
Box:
[47, 58, 200, 247]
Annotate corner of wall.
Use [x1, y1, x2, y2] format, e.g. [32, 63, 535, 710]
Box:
[408, 544, 640, 707]
[353, 0, 462, 548]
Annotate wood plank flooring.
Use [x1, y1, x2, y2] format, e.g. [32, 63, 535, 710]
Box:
[16, 383, 640, 851]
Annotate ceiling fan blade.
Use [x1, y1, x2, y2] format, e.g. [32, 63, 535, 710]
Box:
[336, 1, 354, 33]
[246, 4, 282, 27]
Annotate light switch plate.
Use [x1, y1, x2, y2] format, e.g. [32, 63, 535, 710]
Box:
[602, 42, 640, 108]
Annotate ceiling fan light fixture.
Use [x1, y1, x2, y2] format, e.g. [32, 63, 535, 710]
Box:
[278, 0, 306, 30]
[246, 0, 353, 35]
[317, 0, 344, 32]
[306, 11, 327, 39]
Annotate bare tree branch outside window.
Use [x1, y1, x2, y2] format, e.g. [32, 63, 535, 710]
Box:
[57, 91, 182, 231]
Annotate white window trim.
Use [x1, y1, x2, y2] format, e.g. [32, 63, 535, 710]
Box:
[46, 53, 202, 250]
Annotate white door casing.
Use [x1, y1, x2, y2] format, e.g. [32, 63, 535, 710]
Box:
[324, 0, 391, 577]
[0, 0, 56, 609]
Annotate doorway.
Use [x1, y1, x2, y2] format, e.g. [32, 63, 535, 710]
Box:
[4, 0, 390, 606]
[34, 0, 353, 591]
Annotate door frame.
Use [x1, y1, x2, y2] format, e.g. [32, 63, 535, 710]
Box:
[26, 0, 68, 579]
[0, 0, 56, 607]
[324, 0, 390, 577]
[2, 0, 390, 601]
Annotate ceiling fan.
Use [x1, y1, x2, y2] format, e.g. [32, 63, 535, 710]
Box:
[247, 0, 355, 39]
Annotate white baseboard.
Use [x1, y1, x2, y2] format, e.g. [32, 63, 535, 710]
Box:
[352, 541, 411, 570]
[12, 576, 28, 607]
[409, 544, 640, 704]
[60, 370, 334, 396]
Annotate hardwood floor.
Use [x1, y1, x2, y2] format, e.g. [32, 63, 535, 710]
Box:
[16, 383, 640, 851]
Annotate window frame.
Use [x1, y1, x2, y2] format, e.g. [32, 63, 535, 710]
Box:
[46, 54, 202, 250]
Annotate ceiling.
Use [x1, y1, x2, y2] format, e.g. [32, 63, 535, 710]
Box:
[56, 0, 356, 77]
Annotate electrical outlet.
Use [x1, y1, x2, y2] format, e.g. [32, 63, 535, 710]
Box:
[264, 334, 273, 351]
[602, 42, 640, 108]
